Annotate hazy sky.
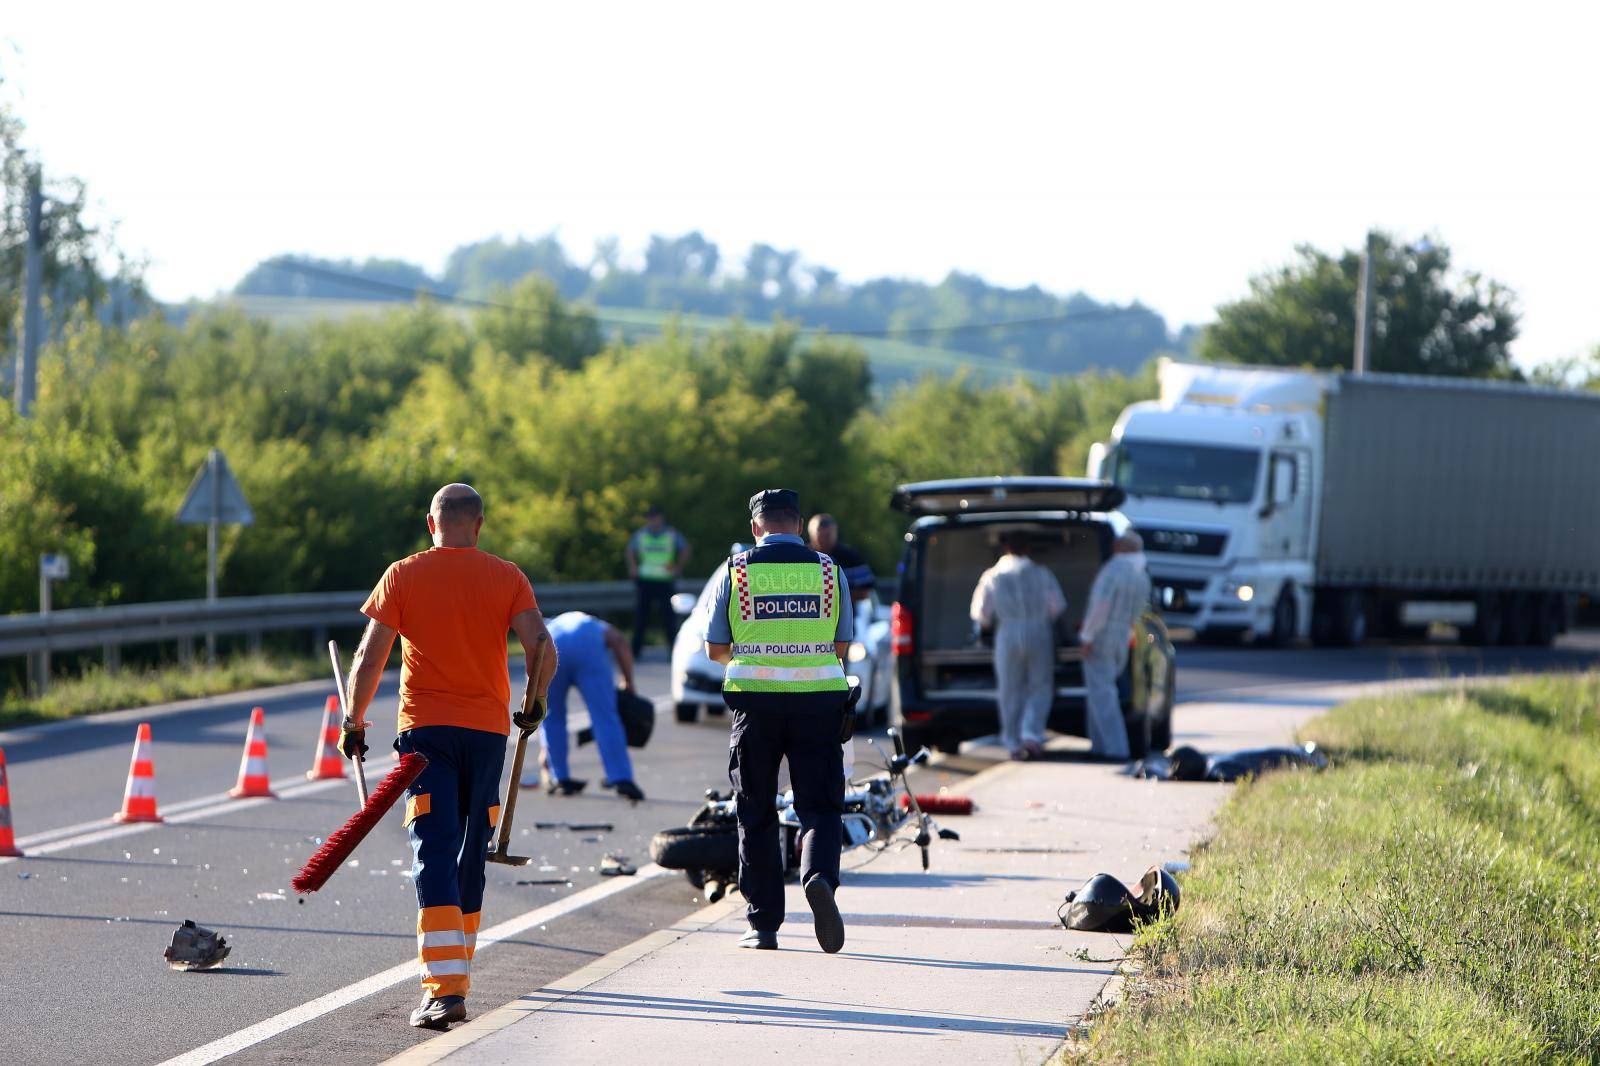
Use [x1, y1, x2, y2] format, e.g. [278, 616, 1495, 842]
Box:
[6, 2, 1597, 368]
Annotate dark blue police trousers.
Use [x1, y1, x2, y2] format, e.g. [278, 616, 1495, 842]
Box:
[727, 704, 846, 932]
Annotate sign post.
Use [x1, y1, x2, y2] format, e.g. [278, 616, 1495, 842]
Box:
[176, 449, 254, 661]
[35, 553, 69, 693]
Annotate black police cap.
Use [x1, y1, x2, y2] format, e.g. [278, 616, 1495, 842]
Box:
[748, 488, 800, 517]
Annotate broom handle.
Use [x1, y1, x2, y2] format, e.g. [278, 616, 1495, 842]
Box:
[495, 638, 549, 854]
[328, 640, 369, 806]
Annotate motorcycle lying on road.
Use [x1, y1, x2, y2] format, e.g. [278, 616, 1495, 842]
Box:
[650, 728, 960, 902]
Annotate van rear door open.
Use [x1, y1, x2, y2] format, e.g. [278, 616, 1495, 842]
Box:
[909, 519, 1106, 698]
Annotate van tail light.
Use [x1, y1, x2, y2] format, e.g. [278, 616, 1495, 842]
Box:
[891, 602, 914, 657]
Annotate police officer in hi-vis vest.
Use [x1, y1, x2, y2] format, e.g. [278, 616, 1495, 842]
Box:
[625, 505, 691, 656]
[704, 489, 854, 953]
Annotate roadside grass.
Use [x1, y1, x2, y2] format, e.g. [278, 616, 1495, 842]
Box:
[0, 653, 327, 729]
[1078, 672, 1600, 1064]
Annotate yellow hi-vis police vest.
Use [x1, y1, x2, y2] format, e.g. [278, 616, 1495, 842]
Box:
[722, 552, 848, 694]
[636, 530, 676, 581]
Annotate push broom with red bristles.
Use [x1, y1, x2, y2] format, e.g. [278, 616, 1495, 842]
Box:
[293, 753, 426, 893]
[293, 642, 428, 895]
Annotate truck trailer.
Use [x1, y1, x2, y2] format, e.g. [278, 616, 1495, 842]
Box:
[1091, 360, 1600, 646]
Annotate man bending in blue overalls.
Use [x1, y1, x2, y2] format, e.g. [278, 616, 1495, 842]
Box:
[520, 611, 645, 803]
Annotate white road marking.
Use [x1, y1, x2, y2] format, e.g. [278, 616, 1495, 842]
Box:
[155, 863, 668, 1066]
[2, 757, 392, 862]
[7, 693, 675, 858]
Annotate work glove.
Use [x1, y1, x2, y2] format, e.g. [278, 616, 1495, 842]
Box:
[339, 717, 369, 759]
[513, 685, 547, 733]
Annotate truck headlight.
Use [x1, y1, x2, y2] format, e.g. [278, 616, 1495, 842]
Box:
[1222, 582, 1255, 602]
[847, 642, 869, 663]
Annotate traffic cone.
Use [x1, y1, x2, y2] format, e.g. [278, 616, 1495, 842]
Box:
[0, 746, 23, 857]
[306, 695, 347, 781]
[229, 706, 278, 799]
[113, 723, 164, 823]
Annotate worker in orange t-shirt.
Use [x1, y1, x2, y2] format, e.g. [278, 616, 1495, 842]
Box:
[343, 483, 556, 1031]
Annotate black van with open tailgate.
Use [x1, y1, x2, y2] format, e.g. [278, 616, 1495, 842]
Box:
[887, 477, 1176, 755]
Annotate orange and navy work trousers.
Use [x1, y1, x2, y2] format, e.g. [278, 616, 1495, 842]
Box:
[395, 725, 506, 1000]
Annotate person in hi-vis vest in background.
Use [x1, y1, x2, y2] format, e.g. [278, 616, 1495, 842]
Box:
[625, 504, 691, 656]
[704, 489, 853, 954]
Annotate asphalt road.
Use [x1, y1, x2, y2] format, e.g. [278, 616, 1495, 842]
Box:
[2, 633, 1597, 1065]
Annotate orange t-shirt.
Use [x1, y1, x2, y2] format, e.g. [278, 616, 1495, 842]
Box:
[361, 546, 538, 736]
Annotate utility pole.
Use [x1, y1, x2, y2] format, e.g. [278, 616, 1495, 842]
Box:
[15, 165, 45, 417]
[1353, 229, 1376, 376]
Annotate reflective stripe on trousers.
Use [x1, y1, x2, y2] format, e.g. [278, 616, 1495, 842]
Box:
[417, 905, 470, 996]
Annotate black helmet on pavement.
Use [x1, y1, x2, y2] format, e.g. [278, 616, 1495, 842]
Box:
[1059, 873, 1136, 932]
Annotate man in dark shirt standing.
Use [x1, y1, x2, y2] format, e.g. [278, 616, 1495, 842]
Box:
[808, 514, 874, 605]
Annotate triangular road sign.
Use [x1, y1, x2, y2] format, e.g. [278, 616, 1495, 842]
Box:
[177, 449, 255, 526]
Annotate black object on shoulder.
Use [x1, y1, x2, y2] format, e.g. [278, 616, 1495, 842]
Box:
[1058, 866, 1181, 932]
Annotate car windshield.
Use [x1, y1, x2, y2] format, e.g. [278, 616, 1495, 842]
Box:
[1114, 441, 1260, 503]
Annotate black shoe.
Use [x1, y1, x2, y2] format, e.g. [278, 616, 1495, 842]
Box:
[547, 777, 587, 796]
[804, 875, 845, 954]
[611, 780, 646, 803]
[738, 927, 778, 950]
[409, 994, 467, 1029]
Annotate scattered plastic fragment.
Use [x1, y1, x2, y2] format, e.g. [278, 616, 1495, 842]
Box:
[256, 891, 287, 901]
[535, 821, 615, 832]
[164, 920, 231, 971]
[600, 854, 636, 877]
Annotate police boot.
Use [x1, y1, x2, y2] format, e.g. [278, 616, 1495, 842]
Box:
[804, 875, 846, 954]
[738, 927, 778, 950]
[409, 994, 467, 1029]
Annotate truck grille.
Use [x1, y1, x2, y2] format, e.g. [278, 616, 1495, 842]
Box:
[1138, 526, 1227, 556]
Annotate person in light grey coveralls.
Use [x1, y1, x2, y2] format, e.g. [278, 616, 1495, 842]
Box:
[970, 534, 1066, 760]
[1078, 531, 1152, 760]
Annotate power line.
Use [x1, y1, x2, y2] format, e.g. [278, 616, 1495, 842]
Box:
[253, 257, 1161, 341]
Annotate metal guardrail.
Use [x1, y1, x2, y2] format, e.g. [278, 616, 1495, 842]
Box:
[2, 572, 896, 693]
[0, 580, 701, 664]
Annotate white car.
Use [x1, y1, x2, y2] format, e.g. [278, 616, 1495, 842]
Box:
[669, 546, 893, 725]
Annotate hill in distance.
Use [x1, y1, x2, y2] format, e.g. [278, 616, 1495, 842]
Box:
[223, 232, 1189, 382]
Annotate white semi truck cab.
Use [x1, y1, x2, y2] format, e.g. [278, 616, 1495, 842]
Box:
[1093, 359, 1600, 647]
[1093, 360, 1325, 644]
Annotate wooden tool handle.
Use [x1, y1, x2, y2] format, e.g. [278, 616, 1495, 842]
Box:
[328, 640, 368, 806]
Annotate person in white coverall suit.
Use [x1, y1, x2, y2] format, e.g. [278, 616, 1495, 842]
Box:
[1078, 531, 1152, 760]
[970, 534, 1066, 760]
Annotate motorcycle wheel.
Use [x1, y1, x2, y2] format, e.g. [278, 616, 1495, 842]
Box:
[650, 825, 738, 875]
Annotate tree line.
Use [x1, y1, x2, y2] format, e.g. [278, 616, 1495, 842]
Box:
[1, 281, 1156, 618]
